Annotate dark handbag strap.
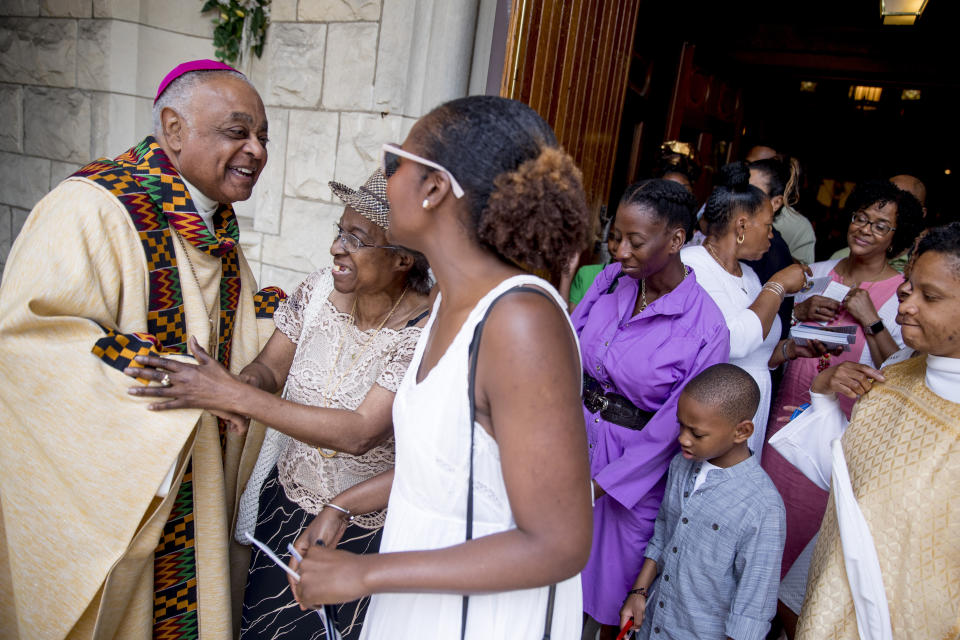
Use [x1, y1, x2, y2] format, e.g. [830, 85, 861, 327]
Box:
[542, 584, 557, 639]
[605, 270, 627, 294]
[460, 285, 558, 640]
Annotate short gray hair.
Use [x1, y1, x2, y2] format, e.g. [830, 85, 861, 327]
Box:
[152, 69, 253, 135]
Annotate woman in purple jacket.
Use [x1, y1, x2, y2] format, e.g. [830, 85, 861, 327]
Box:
[572, 179, 731, 638]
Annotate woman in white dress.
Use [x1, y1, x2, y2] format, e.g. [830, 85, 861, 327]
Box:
[681, 162, 810, 459]
[289, 96, 594, 639]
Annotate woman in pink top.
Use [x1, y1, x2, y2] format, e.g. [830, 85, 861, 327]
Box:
[763, 179, 925, 580]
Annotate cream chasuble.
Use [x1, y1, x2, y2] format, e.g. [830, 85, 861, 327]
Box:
[0, 140, 277, 640]
[796, 356, 960, 639]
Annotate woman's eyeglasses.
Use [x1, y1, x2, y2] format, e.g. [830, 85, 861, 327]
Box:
[850, 212, 896, 236]
[380, 143, 465, 199]
[333, 223, 399, 253]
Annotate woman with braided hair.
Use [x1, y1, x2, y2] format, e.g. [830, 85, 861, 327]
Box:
[573, 179, 730, 638]
[288, 96, 594, 639]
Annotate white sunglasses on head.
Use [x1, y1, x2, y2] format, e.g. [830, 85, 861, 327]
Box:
[381, 143, 465, 199]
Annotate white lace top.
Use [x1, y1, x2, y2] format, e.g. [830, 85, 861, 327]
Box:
[240, 268, 422, 532]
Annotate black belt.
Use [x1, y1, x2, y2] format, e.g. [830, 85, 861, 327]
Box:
[583, 372, 655, 431]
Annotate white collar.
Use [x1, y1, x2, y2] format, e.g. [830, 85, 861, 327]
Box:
[693, 459, 721, 491]
[181, 177, 219, 234]
[925, 354, 960, 403]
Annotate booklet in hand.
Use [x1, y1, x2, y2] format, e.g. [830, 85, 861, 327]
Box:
[790, 324, 857, 351]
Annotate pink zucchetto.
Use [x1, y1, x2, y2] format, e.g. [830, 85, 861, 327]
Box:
[154, 59, 242, 104]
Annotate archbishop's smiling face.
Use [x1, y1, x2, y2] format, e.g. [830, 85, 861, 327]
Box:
[170, 74, 269, 204]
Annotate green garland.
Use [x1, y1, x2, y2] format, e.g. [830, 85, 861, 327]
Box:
[202, 0, 271, 66]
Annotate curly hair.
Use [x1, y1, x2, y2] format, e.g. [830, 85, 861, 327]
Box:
[702, 161, 768, 237]
[914, 221, 960, 277]
[411, 96, 589, 280]
[845, 179, 925, 257]
[620, 178, 698, 239]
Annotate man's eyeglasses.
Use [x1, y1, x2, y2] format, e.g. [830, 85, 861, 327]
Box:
[381, 143, 465, 199]
[850, 212, 896, 236]
[333, 223, 399, 253]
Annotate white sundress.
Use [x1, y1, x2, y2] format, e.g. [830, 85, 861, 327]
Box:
[359, 274, 583, 640]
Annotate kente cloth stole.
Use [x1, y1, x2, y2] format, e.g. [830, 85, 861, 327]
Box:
[254, 285, 288, 318]
[76, 136, 241, 364]
[73, 136, 241, 640]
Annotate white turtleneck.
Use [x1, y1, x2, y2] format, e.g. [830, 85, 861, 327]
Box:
[180, 177, 219, 234]
[924, 354, 960, 403]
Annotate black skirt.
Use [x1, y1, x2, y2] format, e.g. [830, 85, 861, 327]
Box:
[239, 466, 383, 640]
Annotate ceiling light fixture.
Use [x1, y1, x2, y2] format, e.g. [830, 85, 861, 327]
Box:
[849, 85, 883, 102]
[880, 0, 929, 25]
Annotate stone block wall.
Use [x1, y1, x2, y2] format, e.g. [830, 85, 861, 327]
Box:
[0, 0, 495, 292]
[238, 0, 488, 293]
[0, 0, 216, 275]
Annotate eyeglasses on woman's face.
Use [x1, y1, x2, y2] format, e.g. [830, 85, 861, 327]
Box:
[333, 223, 399, 253]
[380, 143, 465, 199]
[850, 211, 896, 236]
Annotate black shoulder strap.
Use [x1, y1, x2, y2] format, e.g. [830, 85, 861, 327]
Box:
[605, 270, 627, 294]
[542, 584, 557, 639]
[461, 284, 557, 640]
[404, 308, 430, 328]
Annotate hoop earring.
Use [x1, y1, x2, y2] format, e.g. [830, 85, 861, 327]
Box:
[422, 199, 430, 209]
[737, 233, 745, 245]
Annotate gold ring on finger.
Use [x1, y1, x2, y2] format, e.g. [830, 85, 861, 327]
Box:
[161, 373, 172, 387]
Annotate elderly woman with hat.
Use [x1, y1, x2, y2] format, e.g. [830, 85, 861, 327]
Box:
[125, 169, 432, 639]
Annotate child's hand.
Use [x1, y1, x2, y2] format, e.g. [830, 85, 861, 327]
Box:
[619, 591, 647, 632]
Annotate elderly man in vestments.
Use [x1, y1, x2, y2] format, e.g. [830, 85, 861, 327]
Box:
[0, 60, 283, 640]
[770, 222, 960, 639]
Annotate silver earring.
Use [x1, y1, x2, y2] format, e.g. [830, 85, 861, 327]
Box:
[422, 199, 430, 209]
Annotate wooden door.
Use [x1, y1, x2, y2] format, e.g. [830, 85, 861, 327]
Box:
[500, 0, 643, 219]
[664, 42, 746, 200]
